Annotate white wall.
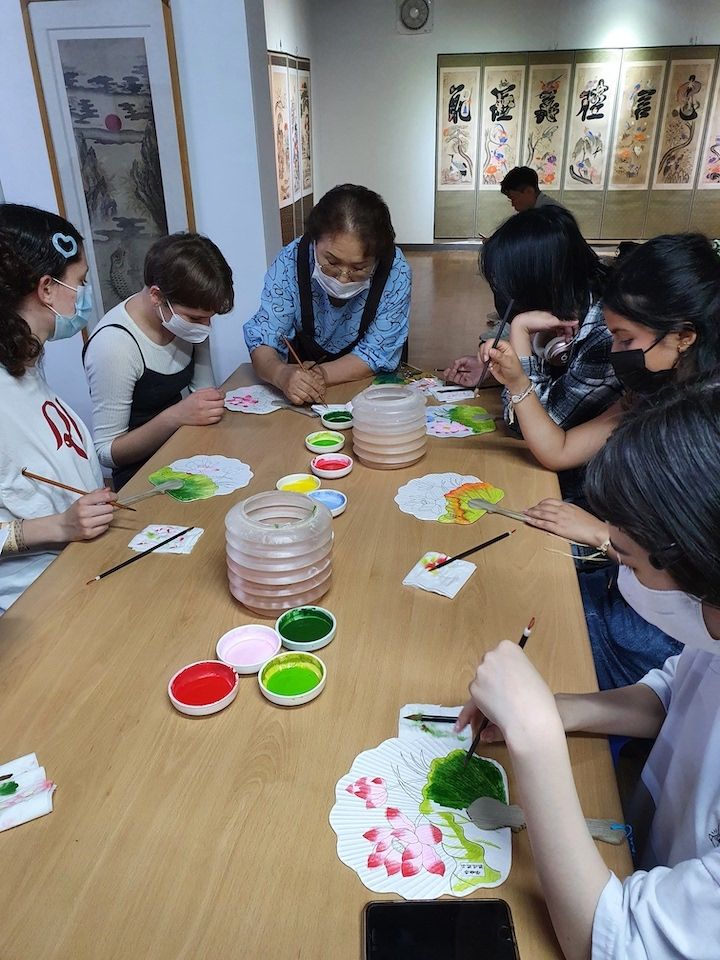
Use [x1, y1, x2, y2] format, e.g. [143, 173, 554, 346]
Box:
[309, 0, 720, 243]
[264, 0, 313, 57]
[0, 0, 279, 432]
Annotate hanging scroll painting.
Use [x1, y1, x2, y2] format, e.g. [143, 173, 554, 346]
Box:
[653, 60, 715, 189]
[523, 64, 572, 190]
[697, 66, 720, 189]
[437, 67, 481, 190]
[609, 60, 667, 190]
[563, 61, 620, 190]
[270, 64, 292, 207]
[288, 68, 302, 202]
[299, 68, 313, 196]
[479, 66, 526, 189]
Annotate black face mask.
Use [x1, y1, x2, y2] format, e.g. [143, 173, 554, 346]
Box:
[610, 335, 675, 395]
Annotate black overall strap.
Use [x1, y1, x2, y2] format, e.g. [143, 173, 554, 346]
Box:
[82, 323, 146, 373]
[293, 234, 395, 363]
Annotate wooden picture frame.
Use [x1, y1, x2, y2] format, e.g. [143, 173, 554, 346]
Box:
[22, 0, 195, 320]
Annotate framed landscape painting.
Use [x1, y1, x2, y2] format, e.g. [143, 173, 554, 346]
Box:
[25, 0, 194, 319]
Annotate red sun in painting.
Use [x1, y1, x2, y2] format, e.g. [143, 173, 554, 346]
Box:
[104, 114, 122, 133]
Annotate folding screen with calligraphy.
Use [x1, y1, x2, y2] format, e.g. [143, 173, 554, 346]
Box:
[654, 59, 715, 189]
[479, 66, 526, 188]
[609, 60, 666, 189]
[523, 64, 572, 190]
[437, 67, 481, 190]
[563, 61, 620, 190]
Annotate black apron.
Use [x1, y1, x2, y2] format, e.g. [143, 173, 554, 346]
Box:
[83, 324, 194, 490]
[290, 233, 397, 363]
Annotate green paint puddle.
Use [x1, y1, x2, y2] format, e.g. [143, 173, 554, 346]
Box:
[0, 781, 19, 797]
[265, 666, 320, 696]
[279, 610, 332, 643]
[323, 411, 352, 423]
[313, 438, 339, 446]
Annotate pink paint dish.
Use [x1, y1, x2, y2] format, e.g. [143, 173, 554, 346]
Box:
[310, 454, 353, 479]
[215, 624, 281, 674]
[168, 660, 239, 717]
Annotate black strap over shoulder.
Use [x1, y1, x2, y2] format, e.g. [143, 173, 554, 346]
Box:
[82, 322, 147, 374]
[292, 234, 394, 363]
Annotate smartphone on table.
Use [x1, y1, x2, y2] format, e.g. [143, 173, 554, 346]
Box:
[363, 899, 520, 960]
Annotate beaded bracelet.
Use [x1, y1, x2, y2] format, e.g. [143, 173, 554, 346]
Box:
[1, 519, 29, 554]
[508, 382, 534, 425]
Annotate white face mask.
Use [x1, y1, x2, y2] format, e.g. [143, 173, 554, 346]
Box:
[312, 261, 372, 300]
[158, 301, 210, 343]
[618, 564, 720, 654]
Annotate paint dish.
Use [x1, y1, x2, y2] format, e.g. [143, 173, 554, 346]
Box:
[216, 624, 281, 674]
[275, 605, 337, 651]
[258, 651, 327, 706]
[305, 430, 345, 454]
[308, 488, 348, 517]
[275, 473, 322, 494]
[168, 660, 239, 717]
[320, 410, 354, 430]
[310, 453, 353, 479]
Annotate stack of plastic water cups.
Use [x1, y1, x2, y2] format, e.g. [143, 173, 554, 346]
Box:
[351, 384, 427, 469]
[225, 491, 333, 616]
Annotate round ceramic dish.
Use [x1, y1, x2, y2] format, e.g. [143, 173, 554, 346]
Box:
[320, 410, 354, 430]
[308, 489, 347, 517]
[168, 660, 239, 717]
[305, 430, 345, 454]
[275, 473, 322, 494]
[275, 605, 336, 651]
[309, 454, 353, 479]
[216, 624, 281, 674]
[258, 652, 327, 706]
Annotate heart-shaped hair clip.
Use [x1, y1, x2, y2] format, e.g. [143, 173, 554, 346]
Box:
[51, 232, 78, 258]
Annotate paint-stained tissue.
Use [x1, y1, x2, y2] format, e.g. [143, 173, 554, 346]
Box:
[403, 552, 476, 599]
[0, 753, 56, 832]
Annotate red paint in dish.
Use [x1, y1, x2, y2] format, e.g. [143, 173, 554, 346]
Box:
[314, 456, 351, 471]
[170, 661, 236, 706]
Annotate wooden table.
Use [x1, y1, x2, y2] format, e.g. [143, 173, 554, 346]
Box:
[0, 368, 631, 959]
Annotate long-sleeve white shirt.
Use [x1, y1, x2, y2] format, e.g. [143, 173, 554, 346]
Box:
[83, 297, 215, 468]
[592, 649, 720, 959]
[0, 364, 103, 610]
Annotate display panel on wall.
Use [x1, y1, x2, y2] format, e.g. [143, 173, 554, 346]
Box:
[24, 0, 194, 320]
[435, 46, 720, 241]
[268, 53, 313, 246]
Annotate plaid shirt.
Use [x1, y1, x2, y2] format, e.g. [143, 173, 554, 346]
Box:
[502, 300, 623, 430]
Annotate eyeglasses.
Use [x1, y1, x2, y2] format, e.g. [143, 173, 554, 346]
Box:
[316, 251, 376, 281]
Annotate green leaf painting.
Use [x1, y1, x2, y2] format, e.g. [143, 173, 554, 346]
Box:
[147, 467, 218, 502]
[420, 750, 507, 809]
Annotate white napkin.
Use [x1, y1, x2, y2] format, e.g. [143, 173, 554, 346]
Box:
[398, 703, 469, 744]
[403, 551, 476, 598]
[428, 386, 476, 402]
[128, 525, 205, 555]
[0, 754, 56, 832]
[311, 402, 353, 416]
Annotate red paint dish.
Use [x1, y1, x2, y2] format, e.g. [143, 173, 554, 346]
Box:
[168, 660, 239, 716]
[310, 454, 353, 479]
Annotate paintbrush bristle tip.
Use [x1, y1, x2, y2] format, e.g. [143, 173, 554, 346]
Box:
[527, 616, 536, 630]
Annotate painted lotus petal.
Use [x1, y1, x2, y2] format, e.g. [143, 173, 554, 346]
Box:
[384, 849, 403, 876]
[416, 823, 443, 845]
[401, 853, 422, 877]
[422, 844, 446, 876]
[392, 828, 418, 844]
[387, 808, 413, 831]
[363, 826, 390, 843]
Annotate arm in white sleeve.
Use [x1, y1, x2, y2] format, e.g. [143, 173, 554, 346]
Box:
[83, 328, 144, 469]
[189, 338, 215, 391]
[593, 854, 720, 960]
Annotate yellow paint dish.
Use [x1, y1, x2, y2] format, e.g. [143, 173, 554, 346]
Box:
[275, 473, 322, 494]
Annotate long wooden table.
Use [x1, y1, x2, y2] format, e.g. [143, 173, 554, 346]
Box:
[0, 367, 631, 959]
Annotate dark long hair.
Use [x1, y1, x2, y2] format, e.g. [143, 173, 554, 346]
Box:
[585, 378, 720, 602]
[604, 233, 720, 380]
[305, 184, 396, 260]
[0, 203, 83, 377]
[480, 205, 605, 322]
[144, 233, 234, 313]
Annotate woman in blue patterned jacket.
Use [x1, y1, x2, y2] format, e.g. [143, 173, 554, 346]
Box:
[244, 184, 411, 405]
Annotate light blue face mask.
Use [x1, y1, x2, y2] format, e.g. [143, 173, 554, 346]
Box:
[48, 277, 94, 340]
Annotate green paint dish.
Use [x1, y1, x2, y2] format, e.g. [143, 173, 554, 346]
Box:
[276, 605, 336, 651]
[305, 430, 345, 454]
[259, 651, 327, 706]
[320, 410, 354, 430]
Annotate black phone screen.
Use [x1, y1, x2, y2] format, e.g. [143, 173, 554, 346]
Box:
[364, 899, 520, 960]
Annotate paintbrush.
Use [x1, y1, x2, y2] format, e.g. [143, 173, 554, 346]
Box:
[403, 713, 458, 723]
[21, 468, 136, 512]
[463, 617, 535, 766]
[86, 526, 195, 585]
[474, 298, 514, 395]
[425, 529, 515, 571]
[282, 335, 321, 371]
[468, 498, 528, 523]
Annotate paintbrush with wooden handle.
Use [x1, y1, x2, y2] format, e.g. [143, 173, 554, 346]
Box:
[468, 498, 527, 523]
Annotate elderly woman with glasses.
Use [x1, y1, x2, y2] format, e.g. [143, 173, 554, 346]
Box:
[244, 183, 412, 405]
